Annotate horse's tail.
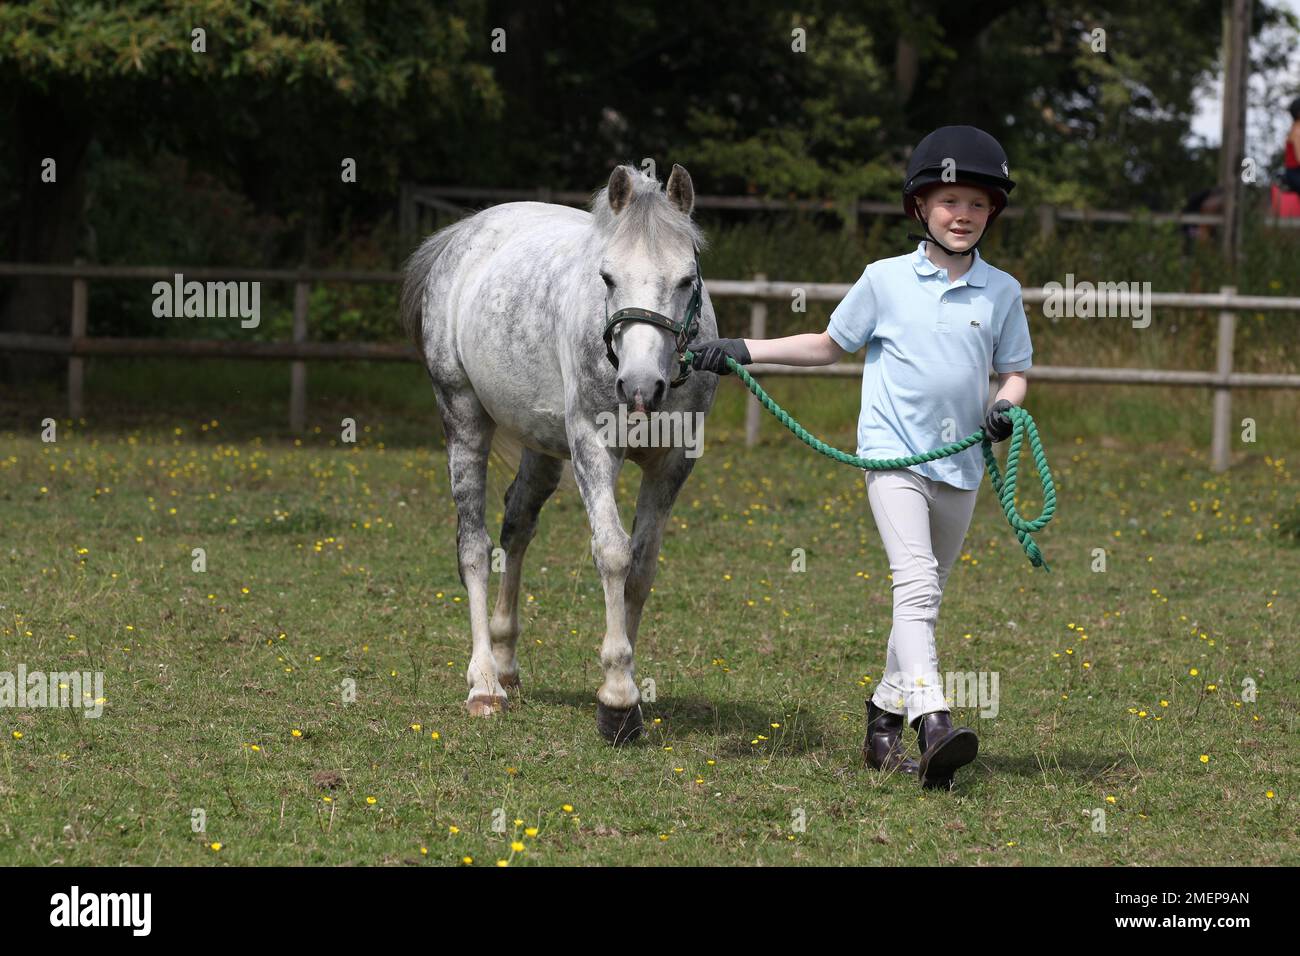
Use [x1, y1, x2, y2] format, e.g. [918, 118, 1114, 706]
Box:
[489, 431, 579, 495]
[400, 219, 474, 354]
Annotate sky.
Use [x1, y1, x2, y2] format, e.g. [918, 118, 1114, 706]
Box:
[1188, 0, 1300, 165]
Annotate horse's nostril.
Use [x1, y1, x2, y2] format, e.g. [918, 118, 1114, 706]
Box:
[615, 378, 628, 404]
[652, 379, 666, 407]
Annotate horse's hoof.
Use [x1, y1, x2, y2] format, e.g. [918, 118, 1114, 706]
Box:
[596, 701, 643, 746]
[466, 695, 507, 717]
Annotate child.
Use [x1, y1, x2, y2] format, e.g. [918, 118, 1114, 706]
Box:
[690, 126, 1032, 790]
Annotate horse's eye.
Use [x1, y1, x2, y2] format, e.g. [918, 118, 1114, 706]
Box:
[677, 276, 695, 289]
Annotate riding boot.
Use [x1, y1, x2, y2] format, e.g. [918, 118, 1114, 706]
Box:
[863, 699, 919, 774]
[911, 710, 978, 790]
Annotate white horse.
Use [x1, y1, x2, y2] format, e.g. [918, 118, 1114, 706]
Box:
[401, 164, 718, 744]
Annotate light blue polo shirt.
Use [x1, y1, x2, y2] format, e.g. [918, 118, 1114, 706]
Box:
[825, 241, 1033, 491]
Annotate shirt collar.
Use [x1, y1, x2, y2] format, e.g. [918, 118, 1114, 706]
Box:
[910, 240, 988, 288]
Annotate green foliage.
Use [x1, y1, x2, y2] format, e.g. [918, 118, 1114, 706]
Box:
[0, 0, 485, 102]
[0, 0, 502, 272]
[680, 6, 896, 199]
[88, 150, 290, 267]
[297, 281, 398, 344]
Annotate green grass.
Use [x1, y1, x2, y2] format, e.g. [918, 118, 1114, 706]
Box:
[0, 360, 1296, 866]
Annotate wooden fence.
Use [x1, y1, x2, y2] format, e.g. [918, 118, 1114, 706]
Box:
[2, 261, 1298, 472]
[399, 182, 1300, 238]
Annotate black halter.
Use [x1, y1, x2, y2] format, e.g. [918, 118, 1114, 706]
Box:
[601, 245, 703, 388]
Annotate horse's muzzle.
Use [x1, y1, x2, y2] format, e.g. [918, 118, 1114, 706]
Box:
[616, 373, 666, 413]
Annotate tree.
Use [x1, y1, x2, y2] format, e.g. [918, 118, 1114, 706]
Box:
[0, 0, 501, 379]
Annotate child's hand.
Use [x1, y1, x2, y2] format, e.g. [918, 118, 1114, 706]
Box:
[984, 399, 1014, 442]
[690, 338, 752, 375]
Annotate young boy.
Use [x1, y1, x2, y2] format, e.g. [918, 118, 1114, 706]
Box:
[691, 126, 1032, 790]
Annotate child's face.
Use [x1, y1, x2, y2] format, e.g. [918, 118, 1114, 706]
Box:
[915, 184, 994, 253]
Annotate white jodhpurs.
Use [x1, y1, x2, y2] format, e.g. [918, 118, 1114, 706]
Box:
[864, 468, 978, 726]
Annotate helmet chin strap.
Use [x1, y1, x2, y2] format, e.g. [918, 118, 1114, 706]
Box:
[906, 208, 981, 257]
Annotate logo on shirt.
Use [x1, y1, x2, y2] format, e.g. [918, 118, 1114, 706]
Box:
[969, 320, 981, 327]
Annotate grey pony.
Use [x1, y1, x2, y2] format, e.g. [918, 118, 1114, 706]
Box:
[400, 163, 718, 744]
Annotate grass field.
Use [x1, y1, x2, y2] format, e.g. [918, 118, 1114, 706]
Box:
[0, 359, 1296, 866]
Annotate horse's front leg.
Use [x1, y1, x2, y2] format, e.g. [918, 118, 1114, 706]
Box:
[625, 447, 697, 651]
[568, 422, 641, 744]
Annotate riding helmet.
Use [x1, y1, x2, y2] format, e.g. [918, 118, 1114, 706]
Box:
[902, 125, 1016, 222]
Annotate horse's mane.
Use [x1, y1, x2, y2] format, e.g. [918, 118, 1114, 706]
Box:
[587, 164, 709, 256]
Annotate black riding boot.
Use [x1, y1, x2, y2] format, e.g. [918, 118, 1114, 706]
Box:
[863, 699, 919, 774]
[911, 710, 978, 790]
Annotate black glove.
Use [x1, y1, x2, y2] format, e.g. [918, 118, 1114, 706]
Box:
[984, 399, 1014, 442]
[689, 338, 752, 375]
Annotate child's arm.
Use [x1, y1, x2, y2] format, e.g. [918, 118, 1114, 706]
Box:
[992, 370, 1027, 407]
[693, 266, 868, 374]
[986, 289, 1032, 440]
[746, 331, 846, 366]
[690, 330, 846, 374]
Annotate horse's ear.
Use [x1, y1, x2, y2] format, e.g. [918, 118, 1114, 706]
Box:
[607, 166, 634, 214]
[666, 164, 694, 217]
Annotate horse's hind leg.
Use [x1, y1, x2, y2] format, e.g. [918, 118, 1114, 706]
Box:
[434, 385, 506, 716]
[489, 448, 565, 693]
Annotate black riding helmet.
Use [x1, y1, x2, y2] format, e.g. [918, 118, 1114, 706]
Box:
[903, 125, 1016, 257]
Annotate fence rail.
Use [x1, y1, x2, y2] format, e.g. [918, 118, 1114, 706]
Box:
[400, 182, 1300, 235]
[3, 262, 1299, 472]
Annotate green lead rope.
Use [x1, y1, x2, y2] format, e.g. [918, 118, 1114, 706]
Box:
[683, 351, 1056, 571]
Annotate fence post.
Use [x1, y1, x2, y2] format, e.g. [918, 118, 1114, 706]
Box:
[1210, 285, 1236, 472]
[839, 193, 858, 236]
[744, 274, 767, 448]
[68, 261, 87, 419]
[1037, 205, 1057, 241]
[290, 279, 309, 432]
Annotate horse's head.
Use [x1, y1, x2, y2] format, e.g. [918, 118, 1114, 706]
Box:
[593, 163, 707, 414]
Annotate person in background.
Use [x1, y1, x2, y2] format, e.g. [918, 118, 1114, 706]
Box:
[1282, 96, 1300, 193]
